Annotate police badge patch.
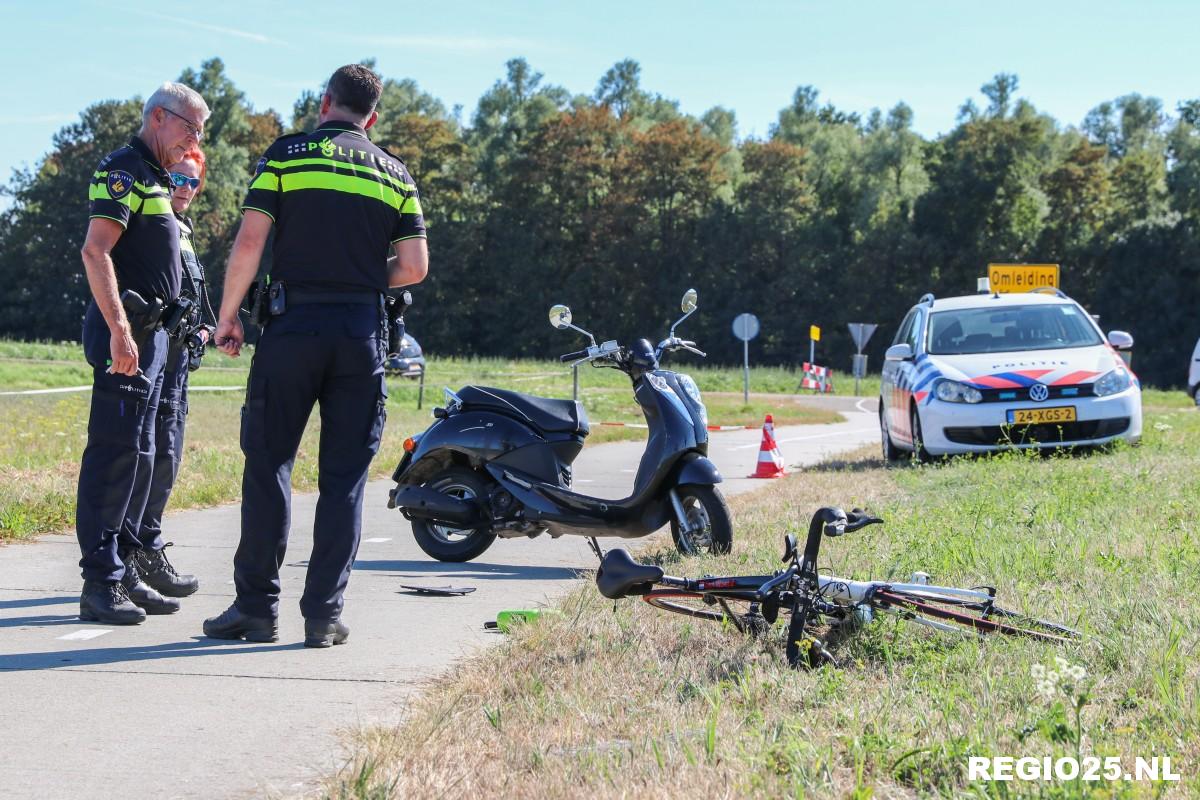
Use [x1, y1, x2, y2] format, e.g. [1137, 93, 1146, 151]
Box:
[107, 169, 134, 199]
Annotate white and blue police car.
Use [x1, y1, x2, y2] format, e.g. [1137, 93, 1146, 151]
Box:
[880, 288, 1142, 460]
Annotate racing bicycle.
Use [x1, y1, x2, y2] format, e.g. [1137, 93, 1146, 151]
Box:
[595, 506, 1080, 667]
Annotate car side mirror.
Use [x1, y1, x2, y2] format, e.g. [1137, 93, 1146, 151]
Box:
[549, 304, 572, 330]
[885, 343, 914, 361]
[1107, 330, 1133, 351]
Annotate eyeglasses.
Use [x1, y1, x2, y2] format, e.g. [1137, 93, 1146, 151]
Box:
[169, 172, 201, 190]
[161, 106, 204, 142]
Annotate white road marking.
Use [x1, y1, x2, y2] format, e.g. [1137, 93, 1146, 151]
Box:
[0, 385, 242, 397]
[730, 427, 877, 450]
[58, 629, 112, 641]
[362, 537, 392, 543]
[855, 398, 875, 414]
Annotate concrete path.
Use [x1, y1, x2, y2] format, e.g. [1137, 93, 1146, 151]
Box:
[0, 398, 877, 800]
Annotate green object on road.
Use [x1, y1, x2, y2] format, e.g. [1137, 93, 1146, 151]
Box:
[485, 608, 563, 632]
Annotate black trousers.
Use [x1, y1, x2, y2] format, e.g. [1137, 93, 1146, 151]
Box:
[233, 303, 388, 621]
[122, 346, 190, 552]
[76, 302, 168, 582]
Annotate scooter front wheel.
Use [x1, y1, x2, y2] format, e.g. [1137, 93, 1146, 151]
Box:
[409, 467, 497, 562]
[670, 485, 733, 556]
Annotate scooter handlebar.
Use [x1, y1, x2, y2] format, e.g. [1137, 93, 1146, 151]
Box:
[560, 349, 589, 363]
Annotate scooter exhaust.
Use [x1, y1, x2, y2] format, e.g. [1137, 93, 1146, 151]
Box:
[389, 485, 482, 525]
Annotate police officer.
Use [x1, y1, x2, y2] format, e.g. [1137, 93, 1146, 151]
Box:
[204, 65, 428, 647]
[77, 82, 210, 624]
[121, 147, 212, 598]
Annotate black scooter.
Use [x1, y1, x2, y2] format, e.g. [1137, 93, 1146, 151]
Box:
[387, 290, 733, 562]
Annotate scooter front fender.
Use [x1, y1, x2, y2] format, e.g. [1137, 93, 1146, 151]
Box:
[670, 452, 723, 487]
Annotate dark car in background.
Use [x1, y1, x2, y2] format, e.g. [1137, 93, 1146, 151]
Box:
[384, 334, 426, 379]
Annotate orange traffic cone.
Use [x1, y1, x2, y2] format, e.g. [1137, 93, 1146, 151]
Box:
[748, 414, 787, 478]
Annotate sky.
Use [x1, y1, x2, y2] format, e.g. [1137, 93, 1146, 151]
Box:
[0, 0, 1197, 202]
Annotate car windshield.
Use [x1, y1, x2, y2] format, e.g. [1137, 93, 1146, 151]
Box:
[927, 304, 1103, 355]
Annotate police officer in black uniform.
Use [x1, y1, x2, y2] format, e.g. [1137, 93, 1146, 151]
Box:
[204, 65, 428, 647]
[77, 82, 210, 624]
[122, 148, 212, 598]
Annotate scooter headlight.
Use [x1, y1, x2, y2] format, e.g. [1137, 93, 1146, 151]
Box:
[1093, 368, 1132, 397]
[934, 379, 982, 404]
[675, 373, 708, 426]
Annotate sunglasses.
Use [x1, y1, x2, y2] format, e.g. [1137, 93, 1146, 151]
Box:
[169, 172, 201, 190]
[162, 106, 204, 141]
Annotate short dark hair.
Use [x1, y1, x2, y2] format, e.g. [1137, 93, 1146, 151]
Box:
[326, 64, 383, 117]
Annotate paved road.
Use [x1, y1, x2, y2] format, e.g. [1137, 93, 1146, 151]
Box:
[0, 397, 877, 799]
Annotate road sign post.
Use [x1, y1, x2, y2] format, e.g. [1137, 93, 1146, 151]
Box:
[847, 322, 878, 396]
[732, 313, 760, 404]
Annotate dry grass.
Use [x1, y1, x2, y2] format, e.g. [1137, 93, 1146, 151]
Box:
[323, 401, 1199, 799]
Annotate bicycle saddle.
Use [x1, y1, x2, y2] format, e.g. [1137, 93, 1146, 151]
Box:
[596, 548, 664, 599]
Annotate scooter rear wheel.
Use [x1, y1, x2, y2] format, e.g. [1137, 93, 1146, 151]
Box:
[410, 467, 497, 562]
[670, 485, 733, 556]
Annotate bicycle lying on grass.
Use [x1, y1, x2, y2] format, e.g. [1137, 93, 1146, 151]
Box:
[596, 506, 1080, 667]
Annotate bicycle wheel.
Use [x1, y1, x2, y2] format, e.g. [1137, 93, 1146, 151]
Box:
[643, 591, 768, 634]
[873, 588, 1080, 642]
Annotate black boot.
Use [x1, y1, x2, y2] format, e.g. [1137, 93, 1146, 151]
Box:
[80, 580, 146, 625]
[304, 618, 350, 648]
[134, 543, 199, 597]
[203, 604, 278, 642]
[121, 553, 180, 615]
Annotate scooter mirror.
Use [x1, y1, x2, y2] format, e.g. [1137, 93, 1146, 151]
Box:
[549, 305, 572, 329]
[681, 289, 698, 313]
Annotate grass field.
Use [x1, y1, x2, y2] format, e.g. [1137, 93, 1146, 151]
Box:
[0, 341, 844, 541]
[325, 393, 1198, 799]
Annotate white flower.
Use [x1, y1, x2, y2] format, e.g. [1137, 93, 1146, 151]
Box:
[1154, 422, 1172, 432]
[1055, 656, 1070, 671]
[1031, 664, 1046, 679]
[1067, 664, 1087, 682]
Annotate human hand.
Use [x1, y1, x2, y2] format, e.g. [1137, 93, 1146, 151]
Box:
[215, 317, 244, 357]
[108, 325, 139, 375]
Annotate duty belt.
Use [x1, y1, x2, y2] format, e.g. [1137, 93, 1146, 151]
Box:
[287, 289, 382, 306]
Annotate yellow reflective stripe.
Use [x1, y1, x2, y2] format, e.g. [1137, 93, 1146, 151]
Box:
[138, 196, 173, 215]
[391, 233, 426, 242]
[89, 182, 133, 208]
[400, 196, 423, 216]
[179, 234, 195, 254]
[279, 171, 404, 209]
[249, 171, 279, 192]
[267, 158, 416, 193]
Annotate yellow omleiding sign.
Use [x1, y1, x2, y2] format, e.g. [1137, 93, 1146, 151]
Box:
[987, 263, 1060, 293]
[809, 325, 821, 341]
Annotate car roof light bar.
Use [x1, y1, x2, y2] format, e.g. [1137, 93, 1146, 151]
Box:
[919, 293, 935, 307]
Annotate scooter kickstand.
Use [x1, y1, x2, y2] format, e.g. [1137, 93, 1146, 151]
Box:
[588, 537, 604, 561]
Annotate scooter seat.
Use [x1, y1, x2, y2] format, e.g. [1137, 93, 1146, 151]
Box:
[459, 385, 589, 435]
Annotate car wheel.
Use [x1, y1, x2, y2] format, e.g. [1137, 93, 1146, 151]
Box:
[880, 404, 902, 462]
[910, 405, 932, 463]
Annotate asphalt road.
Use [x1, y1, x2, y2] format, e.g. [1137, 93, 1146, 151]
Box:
[0, 396, 877, 799]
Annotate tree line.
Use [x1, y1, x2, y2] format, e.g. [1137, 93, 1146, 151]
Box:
[2, 58, 1197, 388]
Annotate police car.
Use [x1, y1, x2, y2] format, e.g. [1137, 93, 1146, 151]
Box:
[880, 289, 1142, 460]
[384, 334, 426, 379]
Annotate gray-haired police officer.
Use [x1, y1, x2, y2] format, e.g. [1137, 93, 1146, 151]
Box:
[77, 82, 210, 624]
[204, 64, 428, 647]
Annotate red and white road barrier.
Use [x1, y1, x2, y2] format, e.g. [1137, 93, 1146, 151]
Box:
[800, 362, 834, 393]
[598, 421, 759, 431]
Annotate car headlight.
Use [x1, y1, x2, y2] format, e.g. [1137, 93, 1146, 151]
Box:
[1093, 368, 1132, 397]
[934, 379, 982, 404]
[675, 373, 708, 426]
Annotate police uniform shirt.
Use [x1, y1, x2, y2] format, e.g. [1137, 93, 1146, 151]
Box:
[88, 136, 181, 303]
[242, 120, 426, 292]
[177, 215, 205, 291]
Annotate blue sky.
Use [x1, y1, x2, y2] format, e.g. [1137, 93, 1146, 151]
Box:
[0, 0, 1196, 199]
